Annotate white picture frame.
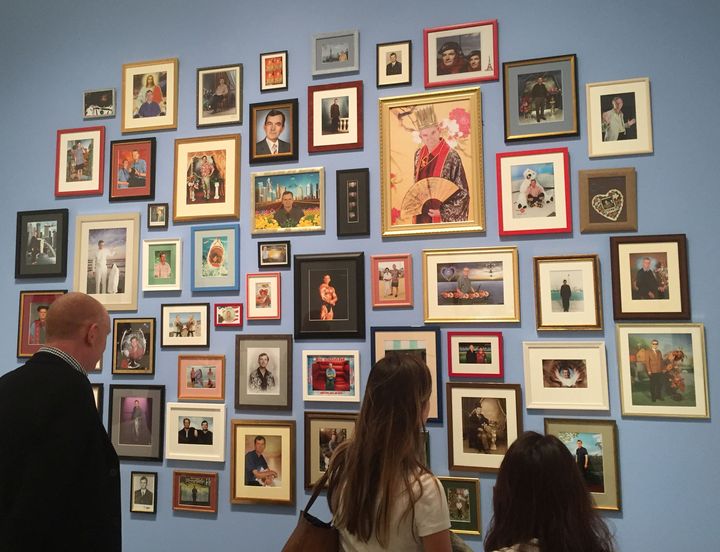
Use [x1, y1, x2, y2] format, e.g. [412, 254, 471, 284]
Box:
[301, 350, 361, 403]
[165, 402, 226, 462]
[142, 238, 182, 292]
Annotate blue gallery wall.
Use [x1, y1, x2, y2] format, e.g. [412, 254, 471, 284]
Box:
[1, 0, 719, 550]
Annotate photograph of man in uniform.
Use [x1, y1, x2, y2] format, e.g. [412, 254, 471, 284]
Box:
[28, 305, 48, 345]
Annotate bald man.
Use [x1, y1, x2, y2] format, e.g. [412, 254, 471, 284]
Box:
[0, 292, 121, 551]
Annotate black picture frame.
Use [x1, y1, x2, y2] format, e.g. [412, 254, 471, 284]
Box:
[160, 303, 211, 348]
[109, 137, 157, 202]
[15, 208, 69, 279]
[293, 252, 365, 340]
[259, 50, 288, 92]
[147, 203, 169, 230]
[112, 317, 156, 375]
[130, 470, 158, 514]
[196, 63, 243, 128]
[249, 98, 299, 165]
[108, 384, 165, 462]
[257, 240, 291, 269]
[336, 168, 370, 237]
[376, 40, 412, 88]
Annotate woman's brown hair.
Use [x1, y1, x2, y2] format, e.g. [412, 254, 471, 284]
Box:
[325, 353, 433, 546]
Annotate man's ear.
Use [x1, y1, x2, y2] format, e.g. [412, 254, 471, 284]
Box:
[86, 322, 100, 345]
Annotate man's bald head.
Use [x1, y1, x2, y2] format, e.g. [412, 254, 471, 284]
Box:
[47, 292, 108, 340]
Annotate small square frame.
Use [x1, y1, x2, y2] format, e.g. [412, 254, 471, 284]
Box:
[308, 81, 363, 153]
[370, 253, 414, 308]
[111, 317, 156, 375]
[447, 331, 503, 379]
[108, 384, 165, 461]
[235, 334, 293, 411]
[165, 402, 226, 462]
[15, 208, 69, 279]
[260, 50, 288, 92]
[160, 303, 210, 348]
[258, 240, 291, 269]
[177, 354, 225, 401]
[172, 471, 218, 513]
[214, 303, 243, 328]
[83, 88, 115, 119]
[579, 168, 637, 233]
[301, 350, 361, 403]
[147, 203, 169, 230]
[246, 272, 281, 320]
[312, 29, 359, 76]
[376, 40, 411, 88]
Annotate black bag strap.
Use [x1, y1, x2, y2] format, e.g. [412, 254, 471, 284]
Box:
[304, 470, 331, 513]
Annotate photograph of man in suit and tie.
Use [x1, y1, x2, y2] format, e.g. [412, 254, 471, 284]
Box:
[130, 473, 156, 513]
[254, 109, 291, 156]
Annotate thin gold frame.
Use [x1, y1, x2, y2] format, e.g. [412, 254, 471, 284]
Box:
[437, 476, 482, 535]
[121, 58, 178, 133]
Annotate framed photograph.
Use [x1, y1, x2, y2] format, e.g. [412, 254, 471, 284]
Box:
[147, 203, 169, 230]
[496, 147, 571, 235]
[533, 255, 602, 331]
[172, 471, 218, 513]
[55, 126, 105, 197]
[336, 168, 370, 237]
[616, 323, 708, 418]
[312, 29, 359, 76]
[438, 477, 481, 535]
[586, 77, 653, 158]
[214, 303, 243, 328]
[308, 81, 363, 153]
[130, 471, 158, 514]
[142, 238, 181, 292]
[371, 326, 442, 422]
[610, 234, 690, 320]
[121, 58, 178, 133]
[447, 331, 503, 379]
[579, 168, 637, 233]
[258, 240, 291, 269]
[294, 252, 365, 340]
[304, 412, 358, 489]
[230, 420, 295, 505]
[249, 98, 298, 164]
[379, 87, 484, 237]
[108, 384, 164, 461]
[109, 138, 156, 201]
[177, 354, 225, 401]
[447, 382, 523, 472]
[251, 167, 324, 234]
[302, 350, 360, 403]
[160, 303, 210, 348]
[17, 290, 66, 357]
[422, 247, 520, 323]
[111, 317, 155, 375]
[522, 341, 609, 411]
[165, 402, 226, 462]
[260, 50, 288, 92]
[91, 383, 103, 413]
[544, 418, 621, 511]
[73, 212, 140, 311]
[370, 253, 413, 308]
[173, 134, 240, 223]
[246, 272, 281, 320]
[190, 224, 239, 292]
[424, 19, 498, 88]
[83, 88, 115, 119]
[197, 63, 242, 128]
[377, 40, 411, 88]
[15, 208, 68, 279]
[235, 334, 292, 411]
[502, 54, 578, 142]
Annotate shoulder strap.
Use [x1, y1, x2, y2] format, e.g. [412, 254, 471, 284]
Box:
[304, 470, 330, 513]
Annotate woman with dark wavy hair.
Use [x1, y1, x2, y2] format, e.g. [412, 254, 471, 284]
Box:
[484, 431, 615, 552]
[326, 354, 452, 551]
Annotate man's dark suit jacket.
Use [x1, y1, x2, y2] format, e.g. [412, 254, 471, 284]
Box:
[386, 61, 402, 75]
[134, 488, 154, 505]
[255, 138, 291, 155]
[0, 351, 121, 551]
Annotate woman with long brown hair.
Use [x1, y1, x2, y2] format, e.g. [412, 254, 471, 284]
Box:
[326, 354, 452, 551]
[484, 431, 615, 552]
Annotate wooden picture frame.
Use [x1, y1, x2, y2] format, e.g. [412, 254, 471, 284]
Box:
[235, 334, 293, 411]
[165, 402, 226, 462]
[73, 212, 140, 311]
[260, 50, 288, 92]
[301, 350, 361, 403]
[610, 234, 690, 320]
[177, 354, 225, 401]
[579, 167, 637, 233]
[130, 471, 158, 514]
[251, 167, 324, 234]
[379, 87, 484, 237]
[308, 80, 363, 153]
[83, 88, 115, 119]
[108, 384, 165, 462]
[246, 272, 281, 320]
[121, 58, 178, 133]
[496, 147, 572, 236]
[142, 238, 182, 292]
[214, 303, 243, 328]
[424, 19, 498, 87]
[447, 382, 523, 472]
[15, 208, 68, 279]
[172, 471, 218, 513]
[147, 203, 169, 230]
[438, 476, 482, 535]
[173, 134, 240, 223]
[502, 54, 578, 142]
[545, 418, 621, 511]
[109, 137, 156, 201]
[197, 63, 243, 128]
[371, 326, 442, 423]
[190, 224, 240, 292]
[249, 98, 298, 164]
[304, 411, 358, 489]
[533, 255, 603, 330]
[16, 290, 66, 358]
[231, 420, 296, 505]
[336, 168, 370, 237]
[111, 317, 156, 376]
[294, 252, 365, 340]
[160, 303, 210, 348]
[422, 247, 520, 323]
[586, 77, 653, 158]
[377, 40, 411, 88]
[447, 331, 503, 379]
[258, 240, 291, 269]
[616, 323, 708, 418]
[370, 253, 413, 308]
[55, 126, 105, 197]
[523, 341, 610, 411]
[312, 29, 359, 76]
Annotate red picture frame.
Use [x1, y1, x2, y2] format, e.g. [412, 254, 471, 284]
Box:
[17, 290, 67, 358]
[447, 331, 504, 379]
[214, 303, 243, 328]
[370, 253, 414, 308]
[307, 80, 363, 153]
[55, 126, 105, 197]
[172, 470, 218, 513]
[109, 137, 156, 201]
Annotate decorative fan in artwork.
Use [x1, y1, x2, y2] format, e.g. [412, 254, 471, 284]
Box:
[400, 177, 459, 223]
